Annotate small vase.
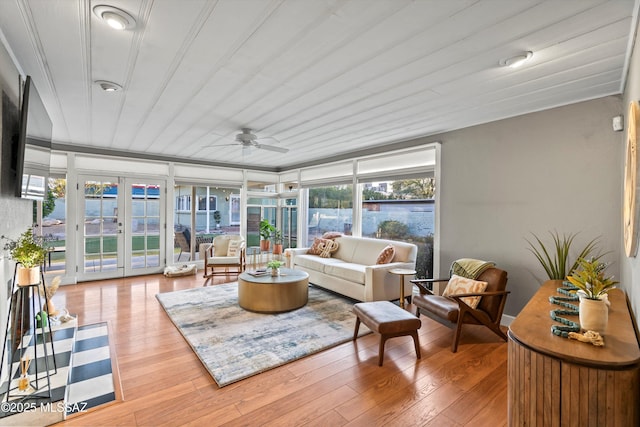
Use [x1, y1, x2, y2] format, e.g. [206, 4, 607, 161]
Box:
[271, 268, 280, 277]
[16, 265, 40, 286]
[579, 297, 608, 333]
[45, 298, 58, 316]
[18, 374, 29, 391]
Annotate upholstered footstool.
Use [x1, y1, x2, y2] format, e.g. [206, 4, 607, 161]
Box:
[353, 301, 422, 366]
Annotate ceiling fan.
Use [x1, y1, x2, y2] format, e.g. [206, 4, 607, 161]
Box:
[206, 128, 289, 153]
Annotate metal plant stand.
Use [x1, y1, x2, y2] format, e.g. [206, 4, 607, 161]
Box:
[0, 263, 57, 403]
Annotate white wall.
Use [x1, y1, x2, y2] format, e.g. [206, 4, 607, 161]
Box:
[621, 19, 640, 328]
[0, 38, 37, 382]
[435, 96, 623, 316]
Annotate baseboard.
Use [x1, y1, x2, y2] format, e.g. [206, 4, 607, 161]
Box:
[501, 314, 515, 327]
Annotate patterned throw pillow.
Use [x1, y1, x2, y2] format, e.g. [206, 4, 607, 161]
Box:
[321, 231, 343, 240]
[318, 239, 339, 258]
[307, 238, 327, 255]
[376, 245, 395, 264]
[227, 239, 242, 257]
[442, 274, 488, 309]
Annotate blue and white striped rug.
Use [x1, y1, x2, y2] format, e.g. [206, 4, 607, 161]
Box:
[0, 320, 121, 424]
[66, 322, 120, 416]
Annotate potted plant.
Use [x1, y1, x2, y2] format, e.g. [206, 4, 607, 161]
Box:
[266, 259, 284, 277]
[525, 231, 603, 280]
[4, 228, 48, 286]
[213, 210, 221, 229]
[566, 257, 618, 333]
[259, 219, 275, 251]
[272, 229, 283, 255]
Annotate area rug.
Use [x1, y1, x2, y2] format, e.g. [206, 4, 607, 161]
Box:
[0, 320, 121, 426]
[156, 282, 370, 387]
[65, 322, 122, 417]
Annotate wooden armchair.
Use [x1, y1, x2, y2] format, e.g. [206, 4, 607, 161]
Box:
[203, 235, 245, 278]
[411, 267, 509, 352]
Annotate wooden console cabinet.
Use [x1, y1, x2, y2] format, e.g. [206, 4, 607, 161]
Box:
[508, 280, 640, 426]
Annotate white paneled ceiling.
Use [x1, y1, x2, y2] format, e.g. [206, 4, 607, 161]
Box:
[0, 0, 637, 170]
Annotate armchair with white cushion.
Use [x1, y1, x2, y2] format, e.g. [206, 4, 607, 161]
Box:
[202, 235, 245, 278]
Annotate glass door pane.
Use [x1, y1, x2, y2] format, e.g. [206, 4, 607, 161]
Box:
[282, 199, 297, 249]
[127, 182, 163, 274]
[246, 206, 261, 248]
[81, 178, 122, 276]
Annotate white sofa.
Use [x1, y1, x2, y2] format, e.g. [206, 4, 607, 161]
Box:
[286, 235, 418, 302]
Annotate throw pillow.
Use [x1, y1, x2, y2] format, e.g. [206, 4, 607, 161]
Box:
[321, 231, 343, 240]
[307, 238, 327, 255]
[213, 238, 230, 257]
[442, 274, 488, 309]
[227, 239, 242, 257]
[376, 244, 395, 264]
[318, 239, 339, 258]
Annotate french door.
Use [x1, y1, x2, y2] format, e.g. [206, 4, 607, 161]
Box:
[77, 175, 165, 281]
[282, 202, 297, 249]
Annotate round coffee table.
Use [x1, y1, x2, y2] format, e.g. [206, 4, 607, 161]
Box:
[238, 268, 310, 313]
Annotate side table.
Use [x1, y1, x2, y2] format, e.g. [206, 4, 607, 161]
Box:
[388, 268, 416, 309]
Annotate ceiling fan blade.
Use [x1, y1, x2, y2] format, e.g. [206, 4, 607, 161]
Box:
[202, 143, 238, 148]
[257, 144, 289, 153]
[256, 136, 281, 144]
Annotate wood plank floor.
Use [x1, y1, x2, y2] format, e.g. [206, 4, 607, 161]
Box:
[50, 273, 508, 427]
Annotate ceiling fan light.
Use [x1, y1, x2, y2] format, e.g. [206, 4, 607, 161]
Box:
[500, 51, 533, 68]
[93, 5, 136, 30]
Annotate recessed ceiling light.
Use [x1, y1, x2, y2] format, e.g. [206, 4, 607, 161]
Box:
[499, 51, 533, 69]
[93, 5, 136, 30]
[95, 80, 123, 92]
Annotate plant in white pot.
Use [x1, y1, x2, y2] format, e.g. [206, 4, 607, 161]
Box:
[266, 259, 284, 277]
[3, 228, 48, 286]
[566, 258, 618, 334]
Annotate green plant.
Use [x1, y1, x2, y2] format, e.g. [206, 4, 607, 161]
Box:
[273, 228, 283, 244]
[3, 228, 48, 268]
[259, 219, 275, 240]
[378, 220, 409, 239]
[266, 259, 284, 269]
[566, 258, 618, 300]
[213, 210, 221, 225]
[525, 231, 603, 280]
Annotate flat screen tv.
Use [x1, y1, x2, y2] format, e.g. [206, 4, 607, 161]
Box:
[1, 89, 21, 197]
[14, 75, 52, 200]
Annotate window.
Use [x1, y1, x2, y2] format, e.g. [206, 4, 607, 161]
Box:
[42, 176, 66, 276]
[173, 184, 240, 262]
[361, 178, 435, 278]
[230, 194, 240, 225]
[307, 184, 353, 246]
[176, 195, 190, 211]
[198, 195, 216, 211]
